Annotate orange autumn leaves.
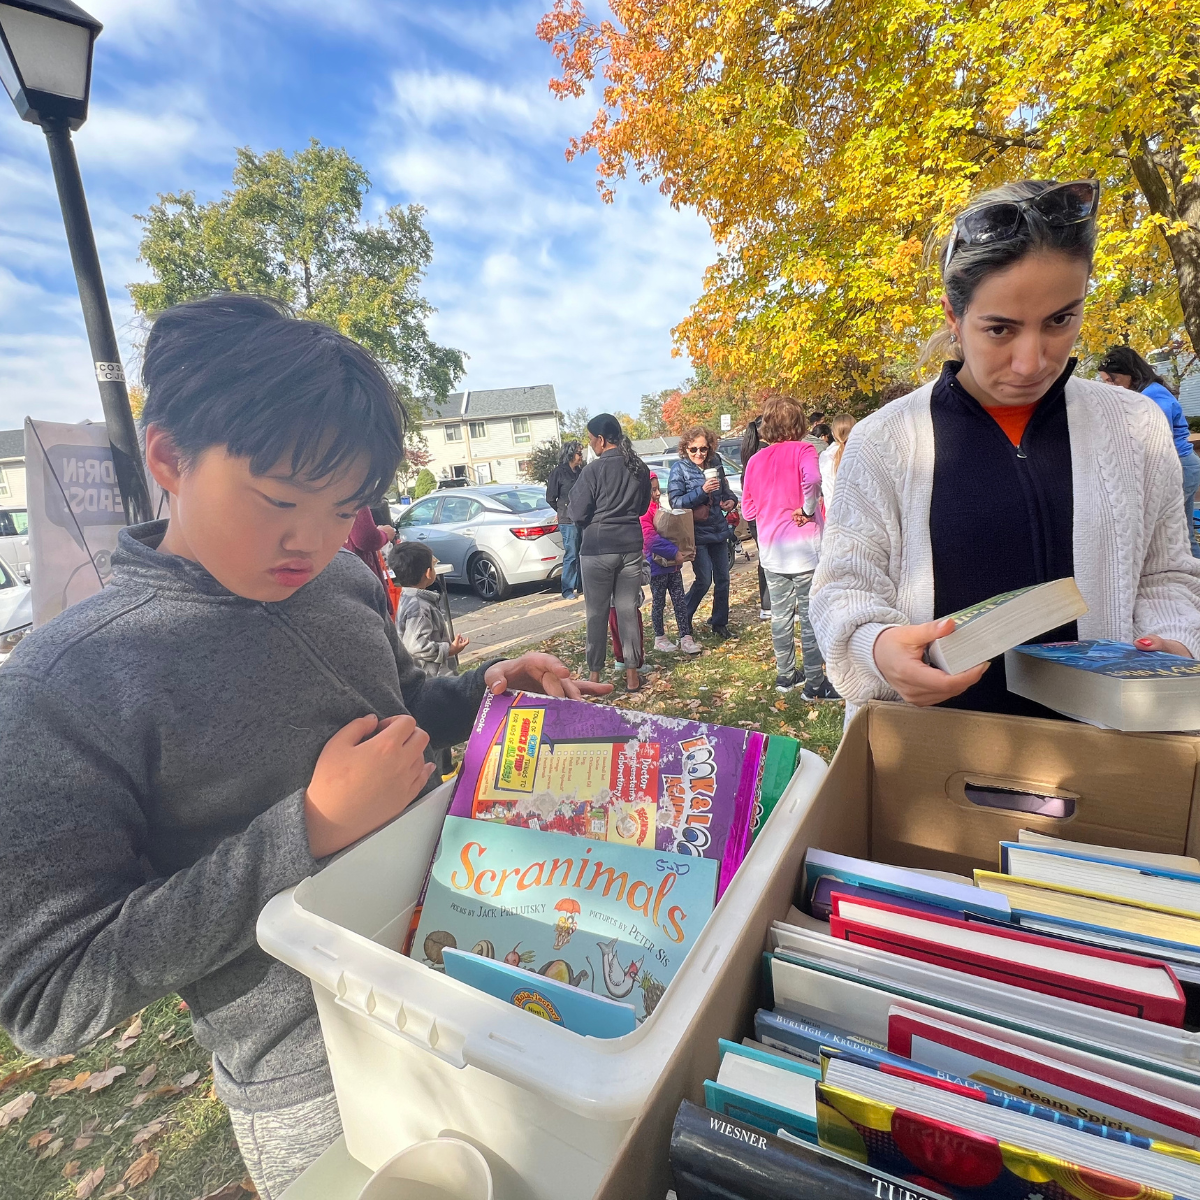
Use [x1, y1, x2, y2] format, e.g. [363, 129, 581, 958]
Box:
[538, 0, 1200, 402]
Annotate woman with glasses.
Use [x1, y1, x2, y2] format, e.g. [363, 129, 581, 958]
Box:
[1098, 345, 1200, 560]
[812, 179, 1200, 717]
[668, 426, 739, 639]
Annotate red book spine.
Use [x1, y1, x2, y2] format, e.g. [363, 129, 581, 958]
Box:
[828, 897, 1185, 1027]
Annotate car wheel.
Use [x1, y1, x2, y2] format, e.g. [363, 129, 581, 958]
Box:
[469, 553, 511, 601]
[728, 541, 736, 570]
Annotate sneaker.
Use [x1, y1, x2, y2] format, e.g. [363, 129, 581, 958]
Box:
[711, 626, 735, 640]
[775, 672, 800, 693]
[654, 636, 677, 653]
[680, 635, 703, 655]
[759, 609, 771, 621]
[800, 678, 841, 701]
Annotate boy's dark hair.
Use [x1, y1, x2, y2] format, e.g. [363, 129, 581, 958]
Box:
[141, 293, 406, 508]
[388, 539, 435, 586]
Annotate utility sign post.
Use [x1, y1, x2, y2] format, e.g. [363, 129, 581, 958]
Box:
[720, 414, 731, 432]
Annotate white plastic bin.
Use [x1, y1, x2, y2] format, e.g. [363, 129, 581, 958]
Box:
[258, 749, 827, 1200]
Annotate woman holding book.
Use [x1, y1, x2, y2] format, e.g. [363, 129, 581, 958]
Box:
[811, 179, 1200, 717]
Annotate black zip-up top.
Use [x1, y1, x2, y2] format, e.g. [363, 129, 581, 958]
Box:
[929, 359, 1078, 716]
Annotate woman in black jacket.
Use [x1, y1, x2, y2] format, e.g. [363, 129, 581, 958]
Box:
[545, 441, 584, 598]
[568, 414, 652, 691]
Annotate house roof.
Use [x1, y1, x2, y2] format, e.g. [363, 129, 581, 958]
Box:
[0, 429, 24, 461]
[631, 437, 678, 455]
[425, 385, 559, 424]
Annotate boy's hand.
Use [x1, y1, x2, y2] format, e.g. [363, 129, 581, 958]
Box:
[485, 653, 614, 700]
[304, 714, 434, 857]
[682, 549, 695, 562]
[673, 551, 685, 566]
[450, 634, 470, 655]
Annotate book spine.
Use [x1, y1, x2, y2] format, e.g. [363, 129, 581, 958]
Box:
[754, 1008, 888, 1067]
[829, 916, 1186, 1025]
[670, 1100, 946, 1200]
[703, 1081, 817, 1142]
[717, 732, 767, 898]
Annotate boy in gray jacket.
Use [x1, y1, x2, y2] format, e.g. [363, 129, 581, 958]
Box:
[0, 294, 609, 1198]
[390, 540, 468, 677]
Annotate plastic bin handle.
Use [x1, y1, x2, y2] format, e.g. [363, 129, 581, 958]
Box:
[333, 971, 469, 1069]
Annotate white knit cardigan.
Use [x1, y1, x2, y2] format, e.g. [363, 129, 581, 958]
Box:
[810, 375, 1200, 709]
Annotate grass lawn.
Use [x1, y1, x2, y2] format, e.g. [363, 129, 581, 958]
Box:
[0, 562, 844, 1198]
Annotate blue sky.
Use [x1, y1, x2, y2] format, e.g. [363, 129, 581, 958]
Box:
[0, 0, 714, 429]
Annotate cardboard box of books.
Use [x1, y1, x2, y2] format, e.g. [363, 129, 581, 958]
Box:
[591, 700, 1200, 1200]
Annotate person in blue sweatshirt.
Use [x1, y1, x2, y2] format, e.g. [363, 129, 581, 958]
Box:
[1100, 345, 1200, 558]
[0, 294, 609, 1199]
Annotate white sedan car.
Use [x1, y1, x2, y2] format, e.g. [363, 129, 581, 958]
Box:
[0, 553, 32, 664]
[394, 485, 563, 601]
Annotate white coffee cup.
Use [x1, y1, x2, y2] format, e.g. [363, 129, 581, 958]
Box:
[703, 467, 719, 481]
[356, 1138, 493, 1200]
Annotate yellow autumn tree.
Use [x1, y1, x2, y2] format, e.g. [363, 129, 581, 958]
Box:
[539, 0, 1200, 403]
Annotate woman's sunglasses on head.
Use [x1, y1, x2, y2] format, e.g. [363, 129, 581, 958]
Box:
[942, 180, 1099, 275]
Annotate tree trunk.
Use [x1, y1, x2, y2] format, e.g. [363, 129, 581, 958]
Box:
[1126, 134, 1200, 358]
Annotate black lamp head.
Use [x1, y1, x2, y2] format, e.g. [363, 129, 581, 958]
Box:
[0, 0, 102, 130]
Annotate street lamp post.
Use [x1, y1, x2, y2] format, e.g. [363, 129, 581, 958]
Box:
[0, 0, 153, 524]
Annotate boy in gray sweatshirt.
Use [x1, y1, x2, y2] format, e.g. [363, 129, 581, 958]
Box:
[0, 294, 610, 1198]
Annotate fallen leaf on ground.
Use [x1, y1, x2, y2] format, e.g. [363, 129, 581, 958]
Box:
[129, 1092, 150, 1108]
[72, 1135, 94, 1151]
[115, 1017, 142, 1051]
[134, 1064, 157, 1087]
[62, 1159, 80, 1178]
[177, 999, 189, 1011]
[157, 1029, 175, 1042]
[75, 1164, 105, 1198]
[122, 1150, 159, 1186]
[131, 1119, 165, 1146]
[99, 1027, 117, 1039]
[81, 1116, 100, 1134]
[28, 1128, 52, 1148]
[241, 1178, 258, 1197]
[0, 1063, 42, 1094]
[43, 1054, 76, 1070]
[87, 1065, 126, 1092]
[196, 1182, 255, 1200]
[39, 1136, 65, 1160]
[150, 1083, 181, 1099]
[177, 1069, 201, 1088]
[48, 1071, 93, 1097]
[100, 1187, 126, 1198]
[0, 1090, 36, 1126]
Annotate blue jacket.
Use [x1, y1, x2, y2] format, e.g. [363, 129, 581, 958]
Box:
[668, 457, 736, 545]
[1142, 381, 1193, 459]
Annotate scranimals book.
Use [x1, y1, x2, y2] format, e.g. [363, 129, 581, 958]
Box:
[448, 690, 766, 895]
[409, 815, 719, 1023]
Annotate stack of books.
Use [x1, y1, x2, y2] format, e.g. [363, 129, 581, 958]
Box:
[406, 691, 799, 1035]
[669, 838, 1200, 1199]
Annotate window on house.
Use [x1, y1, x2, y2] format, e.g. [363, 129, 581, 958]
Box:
[517, 460, 530, 474]
[0, 469, 9, 499]
[444, 424, 463, 443]
[468, 421, 487, 439]
[512, 416, 531, 444]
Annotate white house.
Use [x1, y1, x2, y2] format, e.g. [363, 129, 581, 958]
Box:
[0, 429, 27, 507]
[420, 385, 561, 486]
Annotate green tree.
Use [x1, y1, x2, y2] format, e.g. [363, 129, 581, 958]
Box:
[413, 468, 437, 498]
[524, 440, 564, 484]
[560, 405, 590, 440]
[617, 412, 652, 440]
[129, 140, 465, 415]
[637, 389, 675, 437]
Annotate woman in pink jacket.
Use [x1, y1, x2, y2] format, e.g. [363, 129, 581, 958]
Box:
[740, 398, 838, 699]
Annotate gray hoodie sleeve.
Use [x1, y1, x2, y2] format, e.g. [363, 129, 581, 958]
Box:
[0, 674, 321, 1057]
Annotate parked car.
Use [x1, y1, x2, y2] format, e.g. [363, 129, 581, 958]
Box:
[393, 484, 562, 601]
[0, 553, 32, 664]
[718, 438, 744, 470]
[0, 507, 30, 582]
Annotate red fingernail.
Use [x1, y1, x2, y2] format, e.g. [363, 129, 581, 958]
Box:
[1137, 639, 1152, 646]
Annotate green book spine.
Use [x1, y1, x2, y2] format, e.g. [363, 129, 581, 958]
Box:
[750, 735, 800, 842]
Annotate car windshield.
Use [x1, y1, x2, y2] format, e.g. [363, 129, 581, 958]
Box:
[487, 488, 547, 514]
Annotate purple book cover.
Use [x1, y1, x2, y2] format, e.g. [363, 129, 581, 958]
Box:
[449, 691, 765, 896]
